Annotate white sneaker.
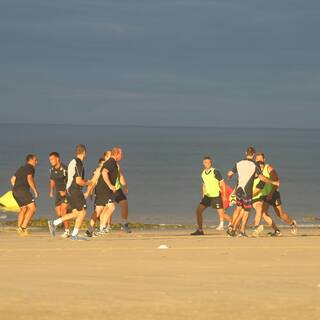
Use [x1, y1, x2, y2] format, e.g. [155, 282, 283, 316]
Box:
[252, 225, 264, 237]
[216, 224, 225, 231]
[61, 230, 71, 238]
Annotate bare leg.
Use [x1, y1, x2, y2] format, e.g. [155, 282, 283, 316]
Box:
[217, 208, 231, 223]
[231, 206, 242, 227]
[119, 199, 129, 220]
[253, 201, 264, 226]
[240, 210, 249, 233]
[55, 205, 70, 231]
[21, 203, 37, 229]
[273, 205, 294, 225]
[18, 206, 27, 228]
[102, 203, 116, 228]
[233, 208, 245, 230]
[73, 209, 86, 230]
[195, 204, 206, 230]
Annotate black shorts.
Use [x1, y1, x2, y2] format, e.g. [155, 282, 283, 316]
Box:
[94, 192, 114, 207]
[67, 189, 87, 211]
[266, 191, 282, 207]
[13, 189, 35, 207]
[114, 189, 127, 204]
[55, 192, 69, 207]
[200, 195, 223, 209]
[236, 188, 252, 210]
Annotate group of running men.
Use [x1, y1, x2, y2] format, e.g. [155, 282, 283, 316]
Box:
[191, 146, 297, 237]
[11, 144, 297, 239]
[11, 145, 131, 240]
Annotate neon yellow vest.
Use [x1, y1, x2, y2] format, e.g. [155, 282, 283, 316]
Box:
[201, 168, 221, 198]
[252, 164, 273, 199]
[115, 164, 121, 191]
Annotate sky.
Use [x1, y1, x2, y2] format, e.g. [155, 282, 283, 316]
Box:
[1, 0, 319, 128]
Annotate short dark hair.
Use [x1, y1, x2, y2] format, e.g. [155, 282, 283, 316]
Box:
[246, 147, 256, 157]
[49, 152, 60, 158]
[76, 144, 87, 155]
[26, 154, 36, 162]
[256, 152, 265, 159]
[203, 156, 212, 161]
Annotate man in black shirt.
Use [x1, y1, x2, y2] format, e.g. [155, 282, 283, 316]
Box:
[11, 154, 39, 236]
[97, 147, 124, 233]
[48, 145, 90, 240]
[49, 152, 70, 238]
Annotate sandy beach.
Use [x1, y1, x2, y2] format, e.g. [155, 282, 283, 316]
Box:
[0, 227, 320, 320]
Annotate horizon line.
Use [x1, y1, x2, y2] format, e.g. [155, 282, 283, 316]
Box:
[0, 122, 319, 131]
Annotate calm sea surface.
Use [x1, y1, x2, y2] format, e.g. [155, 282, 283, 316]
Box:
[0, 124, 319, 225]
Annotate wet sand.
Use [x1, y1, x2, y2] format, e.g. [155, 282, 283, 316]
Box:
[0, 228, 320, 320]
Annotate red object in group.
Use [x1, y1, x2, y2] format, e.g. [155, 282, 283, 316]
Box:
[223, 184, 234, 209]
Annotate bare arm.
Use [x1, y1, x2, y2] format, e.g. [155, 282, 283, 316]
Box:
[27, 174, 39, 198]
[10, 176, 16, 187]
[49, 179, 55, 197]
[258, 174, 280, 187]
[75, 176, 89, 187]
[266, 166, 279, 198]
[119, 168, 128, 193]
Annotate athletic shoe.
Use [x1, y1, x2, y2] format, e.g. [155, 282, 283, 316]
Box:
[215, 225, 225, 231]
[48, 220, 56, 237]
[291, 220, 298, 234]
[268, 230, 282, 237]
[61, 230, 71, 239]
[121, 223, 132, 233]
[238, 232, 248, 238]
[226, 225, 236, 237]
[97, 227, 111, 235]
[70, 235, 89, 241]
[252, 225, 264, 237]
[190, 229, 204, 236]
[85, 230, 93, 238]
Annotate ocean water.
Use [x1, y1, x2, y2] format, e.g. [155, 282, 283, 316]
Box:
[0, 124, 319, 225]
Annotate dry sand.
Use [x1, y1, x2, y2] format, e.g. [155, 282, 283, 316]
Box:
[0, 227, 320, 320]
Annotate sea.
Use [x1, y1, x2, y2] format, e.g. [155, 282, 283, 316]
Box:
[0, 124, 319, 226]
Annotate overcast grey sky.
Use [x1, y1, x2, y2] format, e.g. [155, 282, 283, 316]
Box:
[1, 0, 319, 128]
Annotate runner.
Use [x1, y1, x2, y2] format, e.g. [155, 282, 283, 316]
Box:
[96, 147, 124, 234]
[85, 157, 108, 237]
[254, 153, 297, 235]
[191, 156, 231, 236]
[226, 147, 280, 237]
[49, 152, 70, 238]
[48, 144, 90, 240]
[107, 162, 132, 233]
[11, 154, 39, 236]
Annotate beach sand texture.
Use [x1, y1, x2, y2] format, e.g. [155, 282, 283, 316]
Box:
[0, 228, 319, 320]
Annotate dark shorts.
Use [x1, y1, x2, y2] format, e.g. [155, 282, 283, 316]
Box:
[200, 195, 223, 209]
[236, 188, 252, 210]
[13, 189, 35, 207]
[68, 189, 87, 211]
[55, 192, 69, 207]
[94, 192, 114, 207]
[266, 191, 282, 207]
[114, 189, 127, 204]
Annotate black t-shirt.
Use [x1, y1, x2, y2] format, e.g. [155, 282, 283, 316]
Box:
[13, 163, 35, 191]
[95, 158, 119, 195]
[50, 164, 68, 192]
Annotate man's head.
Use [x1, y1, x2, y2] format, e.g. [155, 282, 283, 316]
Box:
[111, 147, 123, 162]
[104, 150, 111, 161]
[246, 146, 256, 160]
[255, 153, 266, 167]
[202, 156, 213, 170]
[76, 144, 87, 160]
[49, 152, 60, 167]
[26, 154, 38, 167]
